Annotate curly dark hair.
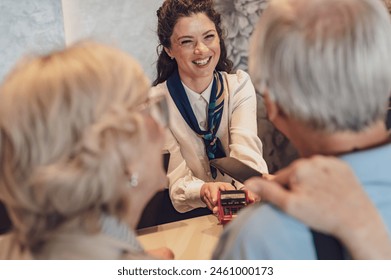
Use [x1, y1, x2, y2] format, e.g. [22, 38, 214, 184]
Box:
[152, 0, 233, 86]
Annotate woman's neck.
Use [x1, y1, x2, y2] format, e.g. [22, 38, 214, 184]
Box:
[178, 73, 213, 94]
[125, 189, 155, 229]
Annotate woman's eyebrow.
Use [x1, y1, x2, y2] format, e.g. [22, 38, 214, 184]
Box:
[203, 29, 216, 35]
[177, 29, 216, 40]
[177, 35, 194, 40]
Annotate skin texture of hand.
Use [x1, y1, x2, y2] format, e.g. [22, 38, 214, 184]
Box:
[146, 247, 175, 260]
[244, 173, 274, 202]
[200, 182, 236, 213]
[243, 189, 259, 203]
[245, 156, 391, 259]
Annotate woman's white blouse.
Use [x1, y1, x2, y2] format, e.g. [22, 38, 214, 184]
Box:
[155, 70, 268, 213]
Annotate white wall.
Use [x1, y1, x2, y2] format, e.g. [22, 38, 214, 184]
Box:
[0, 0, 162, 82]
[61, 0, 162, 80]
[0, 0, 65, 82]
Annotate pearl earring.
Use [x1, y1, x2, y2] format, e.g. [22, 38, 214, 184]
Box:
[129, 173, 139, 188]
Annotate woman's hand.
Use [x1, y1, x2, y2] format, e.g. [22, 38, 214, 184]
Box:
[200, 182, 236, 213]
[147, 247, 175, 260]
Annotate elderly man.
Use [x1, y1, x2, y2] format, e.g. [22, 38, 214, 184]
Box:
[213, 0, 391, 259]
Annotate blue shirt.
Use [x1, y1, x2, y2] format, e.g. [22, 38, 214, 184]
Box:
[212, 143, 391, 259]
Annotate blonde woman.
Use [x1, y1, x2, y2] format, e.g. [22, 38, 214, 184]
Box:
[0, 42, 172, 259]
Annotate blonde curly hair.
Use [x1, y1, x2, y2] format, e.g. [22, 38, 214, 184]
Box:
[0, 42, 151, 253]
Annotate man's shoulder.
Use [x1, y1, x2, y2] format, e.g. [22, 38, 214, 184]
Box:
[341, 143, 391, 186]
[340, 143, 391, 238]
[231, 203, 303, 240]
[214, 203, 316, 259]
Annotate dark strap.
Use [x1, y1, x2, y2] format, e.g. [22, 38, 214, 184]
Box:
[311, 229, 345, 259]
[386, 97, 391, 130]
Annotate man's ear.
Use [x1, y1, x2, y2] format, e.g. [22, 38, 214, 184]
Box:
[263, 90, 279, 122]
[164, 47, 173, 59]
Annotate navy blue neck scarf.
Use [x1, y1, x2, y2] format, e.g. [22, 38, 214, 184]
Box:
[167, 69, 226, 178]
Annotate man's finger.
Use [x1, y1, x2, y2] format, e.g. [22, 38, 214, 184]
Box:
[245, 178, 291, 211]
[272, 166, 295, 186]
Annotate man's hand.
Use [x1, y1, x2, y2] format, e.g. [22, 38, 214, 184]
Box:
[243, 156, 391, 259]
[244, 156, 369, 235]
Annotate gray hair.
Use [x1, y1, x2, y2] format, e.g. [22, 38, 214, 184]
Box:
[249, 0, 391, 132]
[0, 42, 150, 252]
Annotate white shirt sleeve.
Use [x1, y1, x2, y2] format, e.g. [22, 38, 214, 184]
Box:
[164, 128, 207, 213]
[227, 70, 269, 174]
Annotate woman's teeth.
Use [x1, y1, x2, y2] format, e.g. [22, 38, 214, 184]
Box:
[193, 57, 210, 66]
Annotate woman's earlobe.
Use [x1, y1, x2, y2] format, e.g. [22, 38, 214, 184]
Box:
[164, 47, 173, 59]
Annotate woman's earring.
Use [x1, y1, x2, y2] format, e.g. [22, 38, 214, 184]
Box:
[129, 173, 139, 188]
[170, 56, 174, 60]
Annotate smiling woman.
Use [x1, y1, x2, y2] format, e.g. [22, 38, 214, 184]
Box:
[164, 13, 221, 92]
[152, 0, 268, 214]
